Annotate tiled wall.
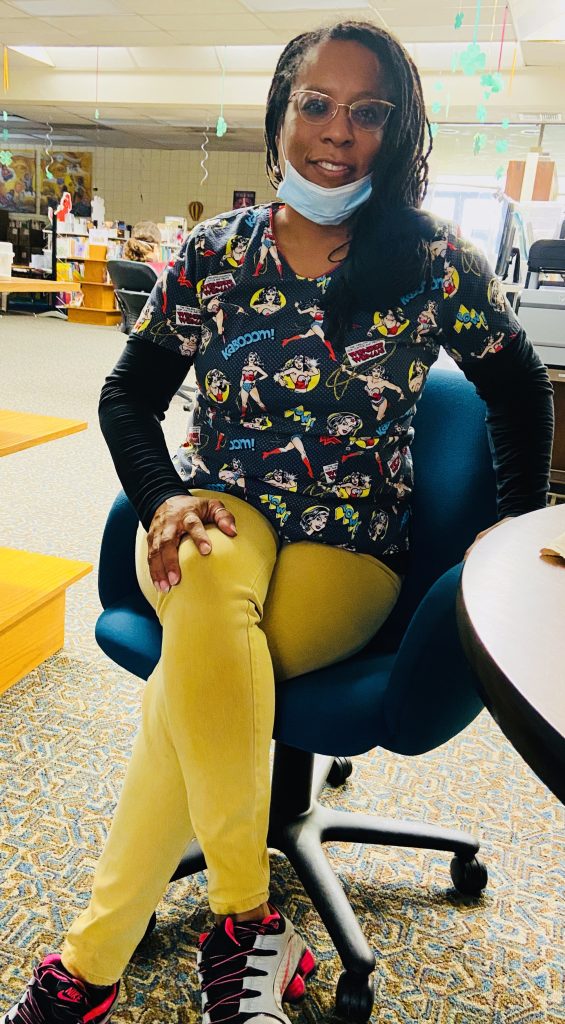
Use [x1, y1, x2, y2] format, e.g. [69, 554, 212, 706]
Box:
[93, 147, 275, 226]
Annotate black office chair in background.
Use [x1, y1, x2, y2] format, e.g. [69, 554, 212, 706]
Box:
[107, 259, 158, 334]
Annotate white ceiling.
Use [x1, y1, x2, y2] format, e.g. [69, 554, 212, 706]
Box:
[1, 0, 564, 151]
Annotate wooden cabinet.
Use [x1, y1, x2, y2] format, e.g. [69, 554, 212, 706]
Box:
[67, 244, 122, 327]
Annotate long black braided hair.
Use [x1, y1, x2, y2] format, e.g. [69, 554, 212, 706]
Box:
[264, 20, 436, 349]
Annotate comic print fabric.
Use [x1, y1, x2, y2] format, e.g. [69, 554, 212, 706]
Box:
[130, 202, 523, 571]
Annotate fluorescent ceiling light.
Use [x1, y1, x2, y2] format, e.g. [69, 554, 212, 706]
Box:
[9, 46, 54, 67]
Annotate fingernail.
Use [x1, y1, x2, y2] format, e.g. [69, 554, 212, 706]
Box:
[200, 542, 212, 555]
[168, 572, 179, 586]
[153, 581, 161, 591]
[159, 580, 170, 592]
[230, 525, 238, 535]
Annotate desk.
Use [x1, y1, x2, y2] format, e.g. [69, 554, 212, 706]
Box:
[0, 408, 87, 457]
[0, 277, 81, 315]
[0, 408, 91, 694]
[0, 278, 81, 294]
[457, 505, 565, 804]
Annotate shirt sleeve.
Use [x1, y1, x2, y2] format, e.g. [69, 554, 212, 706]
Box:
[129, 233, 202, 359]
[439, 226, 554, 519]
[439, 226, 521, 366]
[98, 231, 204, 531]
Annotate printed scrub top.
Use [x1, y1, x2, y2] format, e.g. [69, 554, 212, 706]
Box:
[131, 202, 521, 569]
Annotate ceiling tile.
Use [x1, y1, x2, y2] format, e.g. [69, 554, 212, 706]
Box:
[169, 28, 277, 44]
[117, 0, 250, 10]
[12, 0, 125, 14]
[141, 11, 265, 31]
[0, 0, 30, 15]
[0, 18, 77, 44]
[40, 14, 153, 35]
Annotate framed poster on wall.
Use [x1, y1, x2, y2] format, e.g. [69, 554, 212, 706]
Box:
[0, 154, 36, 213]
[233, 190, 255, 209]
[40, 151, 93, 216]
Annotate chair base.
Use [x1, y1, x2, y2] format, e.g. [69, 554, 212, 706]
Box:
[163, 742, 485, 1021]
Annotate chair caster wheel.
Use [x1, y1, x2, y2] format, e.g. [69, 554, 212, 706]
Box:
[335, 971, 374, 1022]
[450, 855, 488, 896]
[327, 757, 353, 787]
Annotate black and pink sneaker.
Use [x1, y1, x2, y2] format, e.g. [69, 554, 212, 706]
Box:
[0, 954, 119, 1024]
[196, 903, 316, 1024]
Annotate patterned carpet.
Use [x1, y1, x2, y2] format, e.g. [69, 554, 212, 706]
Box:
[0, 318, 564, 1022]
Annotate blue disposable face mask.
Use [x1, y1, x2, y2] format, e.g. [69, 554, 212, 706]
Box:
[276, 138, 373, 226]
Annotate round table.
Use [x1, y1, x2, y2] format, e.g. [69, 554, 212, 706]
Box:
[457, 504, 565, 805]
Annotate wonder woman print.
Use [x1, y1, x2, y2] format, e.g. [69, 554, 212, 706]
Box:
[344, 364, 405, 421]
[282, 302, 336, 361]
[240, 352, 268, 418]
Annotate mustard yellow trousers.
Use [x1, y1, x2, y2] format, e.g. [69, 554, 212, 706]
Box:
[62, 491, 401, 986]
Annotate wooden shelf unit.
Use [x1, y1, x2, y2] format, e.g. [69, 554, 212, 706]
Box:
[67, 243, 122, 327]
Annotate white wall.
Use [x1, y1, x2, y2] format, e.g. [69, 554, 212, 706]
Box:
[92, 147, 275, 226]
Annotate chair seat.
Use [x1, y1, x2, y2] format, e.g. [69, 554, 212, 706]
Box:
[96, 596, 162, 682]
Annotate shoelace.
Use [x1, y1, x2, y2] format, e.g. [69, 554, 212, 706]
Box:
[199, 919, 278, 1020]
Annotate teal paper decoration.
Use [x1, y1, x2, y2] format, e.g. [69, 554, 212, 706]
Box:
[502, 117, 510, 129]
[434, 81, 444, 91]
[0, 149, 13, 166]
[495, 165, 505, 180]
[456, 42, 487, 76]
[495, 138, 509, 153]
[454, 11, 464, 28]
[473, 132, 487, 155]
[216, 114, 228, 138]
[480, 72, 503, 94]
[431, 101, 442, 115]
[430, 122, 439, 138]
[477, 104, 487, 122]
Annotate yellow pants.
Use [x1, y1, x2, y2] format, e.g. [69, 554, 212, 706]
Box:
[62, 491, 401, 987]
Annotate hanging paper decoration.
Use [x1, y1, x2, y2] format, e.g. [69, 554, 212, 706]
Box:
[495, 138, 508, 153]
[502, 117, 510, 129]
[497, 4, 508, 72]
[200, 123, 210, 186]
[2, 108, 8, 143]
[215, 47, 228, 139]
[490, 0, 499, 40]
[0, 149, 12, 166]
[480, 72, 503, 96]
[429, 122, 439, 139]
[476, 104, 487, 122]
[508, 44, 518, 94]
[3, 46, 9, 93]
[456, 42, 487, 76]
[44, 122, 54, 180]
[473, 132, 487, 155]
[454, 12, 464, 29]
[431, 101, 442, 115]
[495, 165, 505, 180]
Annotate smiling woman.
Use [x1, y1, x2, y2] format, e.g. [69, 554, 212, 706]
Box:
[2, 17, 555, 1024]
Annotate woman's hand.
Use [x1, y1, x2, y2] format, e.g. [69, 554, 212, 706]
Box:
[147, 495, 237, 592]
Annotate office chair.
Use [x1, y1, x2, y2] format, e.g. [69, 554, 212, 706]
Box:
[107, 258, 196, 409]
[96, 367, 494, 1021]
[107, 259, 158, 334]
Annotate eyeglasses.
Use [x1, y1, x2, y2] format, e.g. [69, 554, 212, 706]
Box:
[289, 89, 395, 133]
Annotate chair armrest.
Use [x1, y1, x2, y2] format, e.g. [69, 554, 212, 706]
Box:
[380, 564, 484, 756]
[98, 490, 142, 609]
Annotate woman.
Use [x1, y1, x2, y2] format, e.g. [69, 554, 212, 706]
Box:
[123, 220, 167, 275]
[4, 19, 553, 1024]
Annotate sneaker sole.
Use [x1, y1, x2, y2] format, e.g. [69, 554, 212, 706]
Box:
[282, 947, 316, 1004]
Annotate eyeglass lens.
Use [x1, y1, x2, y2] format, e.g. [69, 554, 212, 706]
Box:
[295, 91, 392, 131]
